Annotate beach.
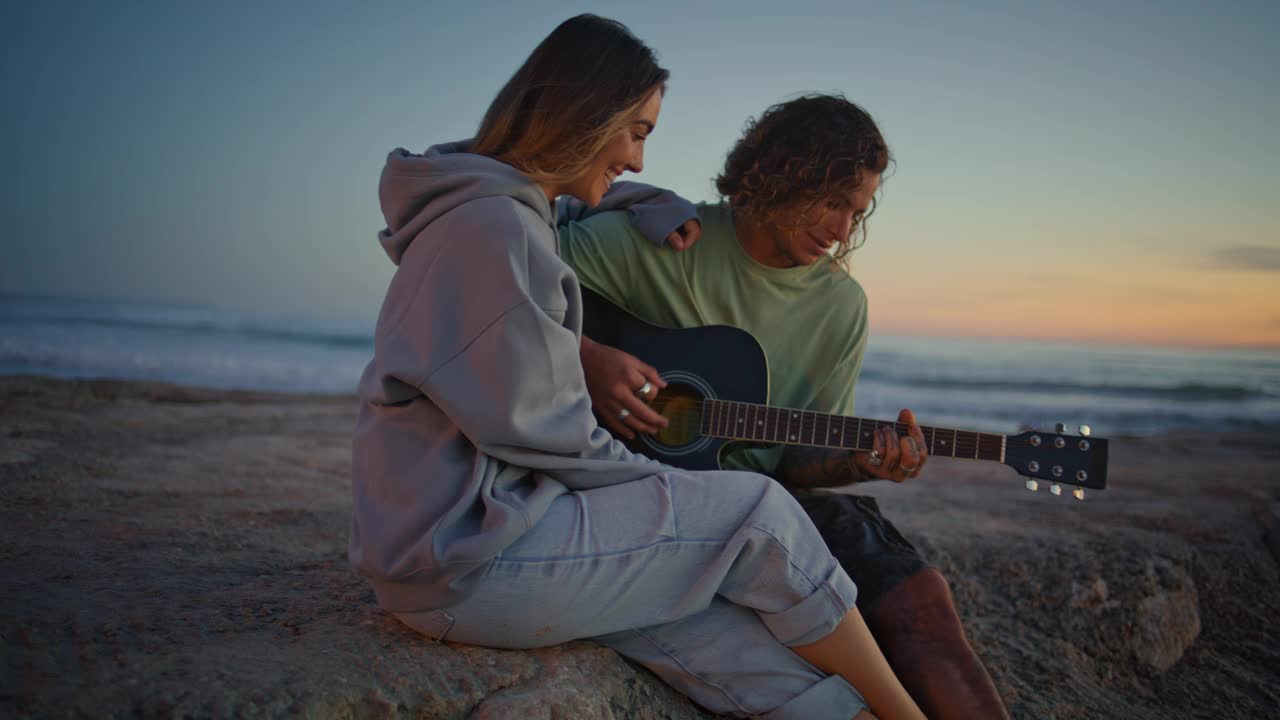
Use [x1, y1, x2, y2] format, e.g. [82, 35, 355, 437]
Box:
[2, 374, 1278, 718]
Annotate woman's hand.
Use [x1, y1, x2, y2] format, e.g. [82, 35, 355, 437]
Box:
[665, 219, 701, 251]
[580, 336, 668, 440]
[850, 408, 929, 483]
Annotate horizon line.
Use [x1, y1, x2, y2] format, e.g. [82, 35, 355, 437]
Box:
[5, 290, 1278, 354]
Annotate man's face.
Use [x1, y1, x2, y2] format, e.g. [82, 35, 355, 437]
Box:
[763, 172, 882, 268]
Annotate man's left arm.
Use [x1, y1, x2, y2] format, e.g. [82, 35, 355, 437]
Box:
[775, 446, 867, 488]
[774, 315, 868, 489]
[775, 409, 930, 487]
[772, 302, 927, 487]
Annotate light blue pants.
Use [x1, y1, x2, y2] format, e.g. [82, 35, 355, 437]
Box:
[397, 471, 867, 718]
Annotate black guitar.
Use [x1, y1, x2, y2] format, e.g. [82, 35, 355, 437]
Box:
[581, 287, 1108, 498]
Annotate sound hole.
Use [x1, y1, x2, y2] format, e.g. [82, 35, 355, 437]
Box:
[652, 382, 705, 448]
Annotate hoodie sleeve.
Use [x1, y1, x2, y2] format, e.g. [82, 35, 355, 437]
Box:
[380, 197, 666, 490]
[556, 181, 697, 246]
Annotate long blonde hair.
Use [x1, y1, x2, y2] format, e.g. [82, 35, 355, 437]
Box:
[472, 15, 669, 187]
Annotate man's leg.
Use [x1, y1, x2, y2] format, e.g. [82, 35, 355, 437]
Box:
[794, 492, 1009, 720]
[864, 568, 1007, 720]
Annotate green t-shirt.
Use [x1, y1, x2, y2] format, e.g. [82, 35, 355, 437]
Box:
[559, 202, 869, 476]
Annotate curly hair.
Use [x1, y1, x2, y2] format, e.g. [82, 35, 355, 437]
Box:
[715, 94, 891, 267]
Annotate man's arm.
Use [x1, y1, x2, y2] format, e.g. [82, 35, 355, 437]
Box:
[775, 446, 867, 488]
[775, 409, 931, 487]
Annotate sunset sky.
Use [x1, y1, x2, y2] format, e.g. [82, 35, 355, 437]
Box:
[3, 0, 1277, 348]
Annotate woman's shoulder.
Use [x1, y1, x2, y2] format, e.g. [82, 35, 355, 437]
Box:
[440, 195, 551, 237]
[423, 195, 552, 261]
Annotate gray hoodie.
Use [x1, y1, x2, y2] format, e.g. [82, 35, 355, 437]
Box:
[350, 142, 670, 613]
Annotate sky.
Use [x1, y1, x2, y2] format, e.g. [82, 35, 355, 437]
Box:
[2, 0, 1277, 349]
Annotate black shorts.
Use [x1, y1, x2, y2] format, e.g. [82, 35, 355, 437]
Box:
[792, 492, 929, 612]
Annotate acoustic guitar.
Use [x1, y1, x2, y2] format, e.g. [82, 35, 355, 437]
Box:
[581, 287, 1108, 499]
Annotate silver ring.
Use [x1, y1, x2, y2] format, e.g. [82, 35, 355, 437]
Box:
[900, 463, 918, 473]
[868, 449, 882, 467]
[636, 381, 653, 397]
[617, 408, 631, 420]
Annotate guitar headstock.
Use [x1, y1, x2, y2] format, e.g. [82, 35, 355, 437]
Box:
[1004, 423, 1108, 500]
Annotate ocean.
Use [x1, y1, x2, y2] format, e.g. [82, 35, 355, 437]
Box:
[3, 294, 1277, 437]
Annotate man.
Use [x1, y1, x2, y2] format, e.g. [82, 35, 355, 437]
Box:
[558, 94, 1009, 720]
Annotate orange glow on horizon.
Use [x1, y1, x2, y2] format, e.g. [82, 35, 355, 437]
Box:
[856, 248, 1280, 350]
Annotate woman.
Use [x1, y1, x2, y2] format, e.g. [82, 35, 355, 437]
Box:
[349, 14, 924, 720]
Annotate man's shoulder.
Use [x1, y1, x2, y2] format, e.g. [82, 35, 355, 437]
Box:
[686, 202, 738, 255]
[560, 207, 648, 246]
[694, 201, 731, 228]
[804, 262, 868, 306]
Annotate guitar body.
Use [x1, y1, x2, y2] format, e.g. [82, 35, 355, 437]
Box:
[581, 287, 1109, 492]
[581, 287, 767, 470]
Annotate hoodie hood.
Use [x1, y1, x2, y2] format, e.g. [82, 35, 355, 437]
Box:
[376, 140, 554, 265]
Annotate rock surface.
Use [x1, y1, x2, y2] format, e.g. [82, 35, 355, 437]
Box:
[2, 376, 1279, 718]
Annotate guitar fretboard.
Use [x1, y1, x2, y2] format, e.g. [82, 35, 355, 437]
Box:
[701, 398, 1005, 461]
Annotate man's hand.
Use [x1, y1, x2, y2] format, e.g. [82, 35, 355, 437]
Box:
[851, 408, 929, 483]
[665, 219, 701, 251]
[580, 336, 668, 440]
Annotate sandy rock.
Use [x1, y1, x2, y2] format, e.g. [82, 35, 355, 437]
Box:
[3, 376, 1279, 719]
[0, 377, 711, 719]
[1133, 558, 1201, 673]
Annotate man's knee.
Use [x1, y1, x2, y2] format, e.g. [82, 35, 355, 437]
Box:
[866, 567, 965, 638]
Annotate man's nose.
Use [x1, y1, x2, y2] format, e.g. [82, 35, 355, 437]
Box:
[826, 210, 855, 238]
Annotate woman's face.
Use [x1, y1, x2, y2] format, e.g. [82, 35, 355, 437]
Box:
[565, 88, 663, 207]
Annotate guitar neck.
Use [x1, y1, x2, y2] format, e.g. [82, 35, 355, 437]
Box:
[701, 398, 1006, 462]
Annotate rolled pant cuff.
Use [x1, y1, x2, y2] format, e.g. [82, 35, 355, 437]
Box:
[760, 565, 858, 647]
[765, 672, 867, 720]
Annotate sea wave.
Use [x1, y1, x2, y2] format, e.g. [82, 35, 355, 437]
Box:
[1, 296, 373, 350]
[4, 294, 1278, 434]
[856, 370, 1272, 403]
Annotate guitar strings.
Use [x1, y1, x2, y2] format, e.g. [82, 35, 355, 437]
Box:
[633, 397, 1036, 448]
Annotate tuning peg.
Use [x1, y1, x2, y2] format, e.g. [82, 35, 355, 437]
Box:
[1054, 422, 1067, 433]
[1050, 483, 1063, 496]
[1078, 424, 1091, 437]
[1025, 479, 1039, 492]
[1073, 488, 1085, 501]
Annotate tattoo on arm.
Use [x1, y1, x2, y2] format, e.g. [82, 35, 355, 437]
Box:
[775, 446, 868, 489]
